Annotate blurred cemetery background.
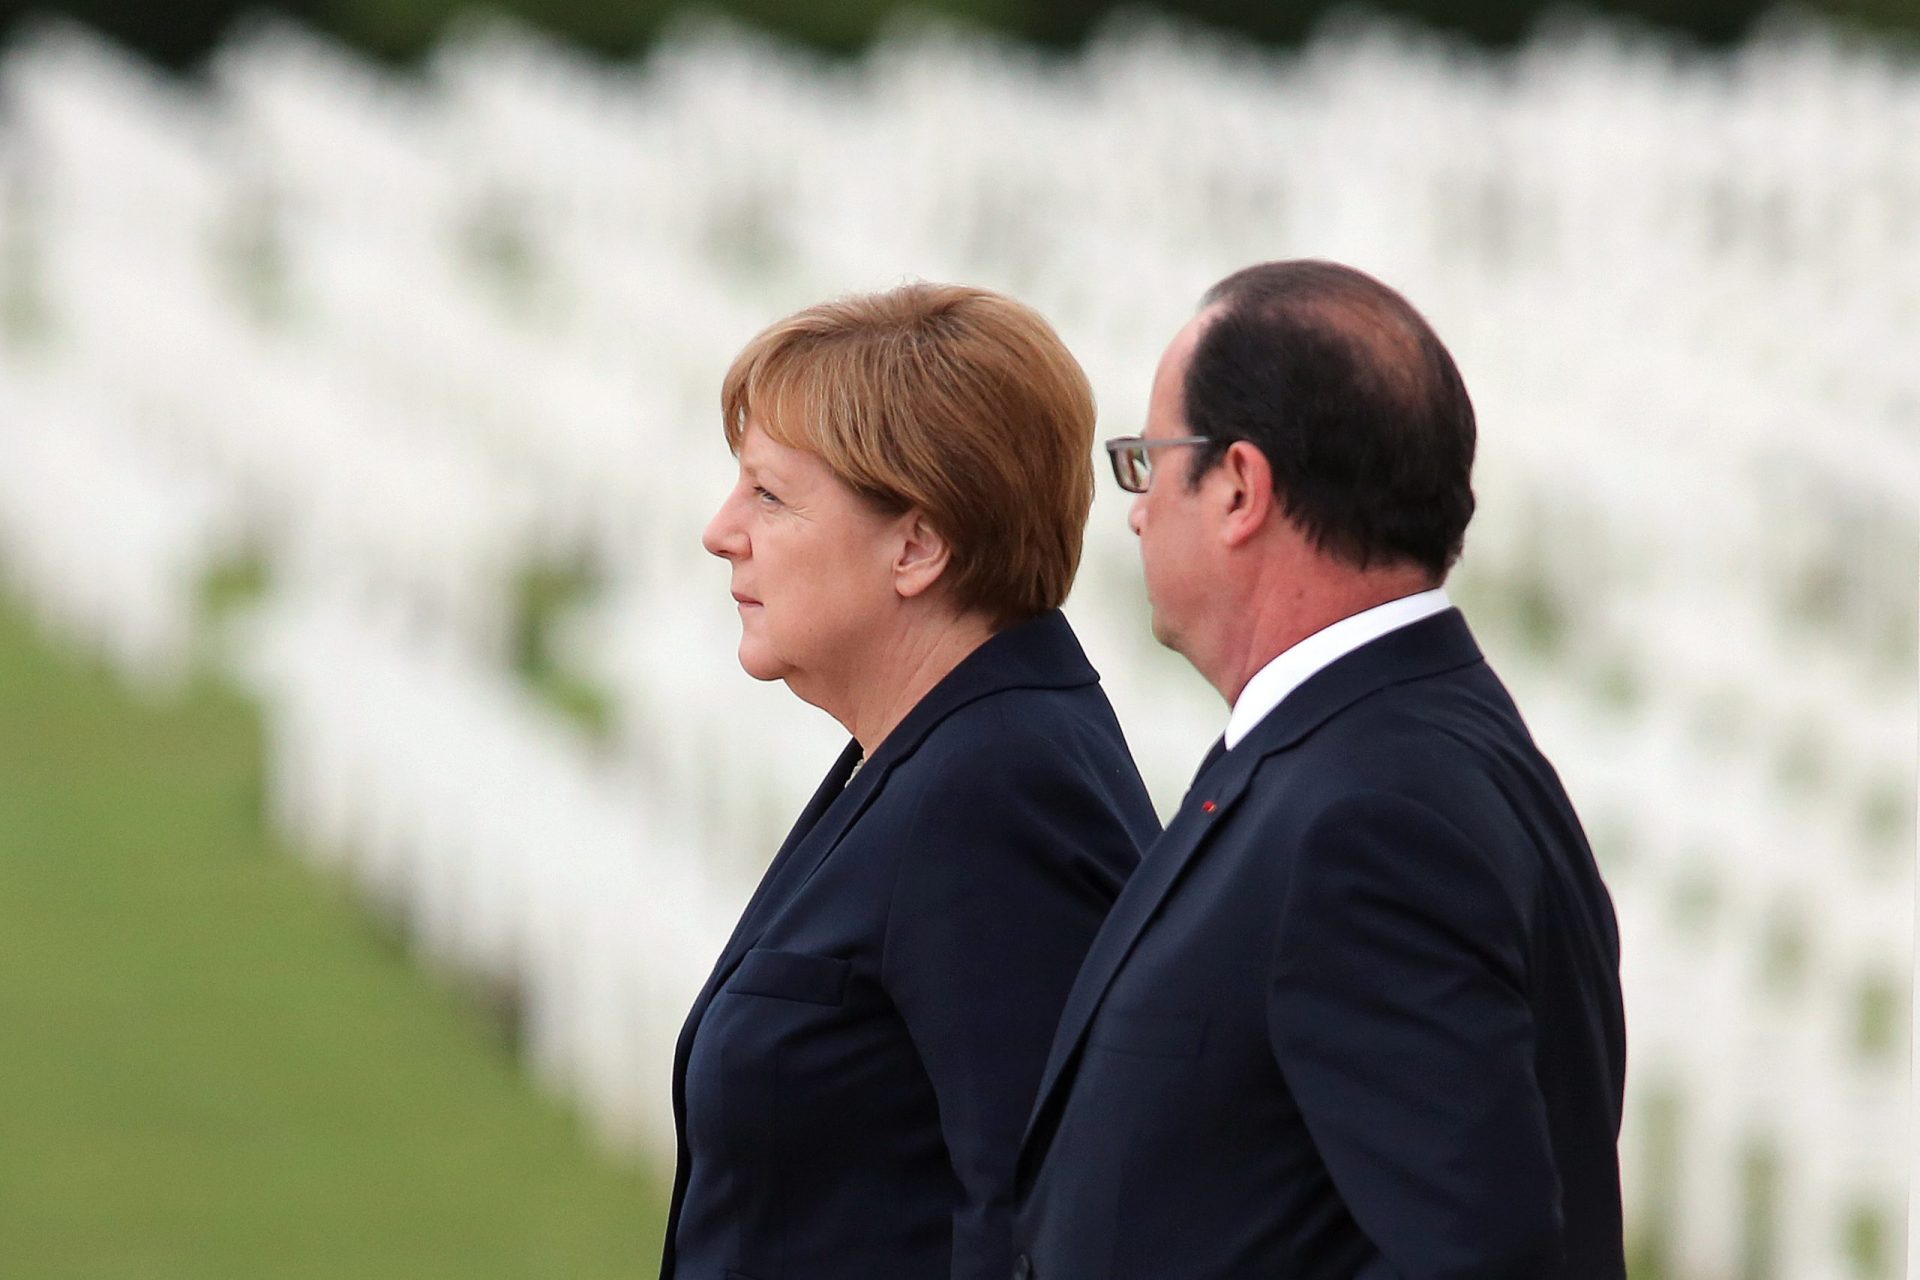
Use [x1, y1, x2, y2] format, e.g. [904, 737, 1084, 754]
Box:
[0, 0, 1914, 1276]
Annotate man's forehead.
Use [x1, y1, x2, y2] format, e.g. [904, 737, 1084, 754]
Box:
[1161, 307, 1220, 378]
[1148, 309, 1216, 425]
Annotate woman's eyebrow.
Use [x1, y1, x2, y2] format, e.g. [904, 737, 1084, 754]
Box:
[742, 457, 787, 488]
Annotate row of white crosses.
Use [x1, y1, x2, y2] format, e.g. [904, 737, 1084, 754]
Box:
[0, 15, 1912, 1277]
[237, 580, 731, 1156]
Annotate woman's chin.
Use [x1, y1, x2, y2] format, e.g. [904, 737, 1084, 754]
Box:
[736, 643, 792, 685]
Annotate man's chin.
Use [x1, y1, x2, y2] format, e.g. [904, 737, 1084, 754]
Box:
[1148, 610, 1182, 654]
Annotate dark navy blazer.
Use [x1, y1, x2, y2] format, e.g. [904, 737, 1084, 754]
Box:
[662, 609, 1158, 1280]
[1013, 609, 1627, 1280]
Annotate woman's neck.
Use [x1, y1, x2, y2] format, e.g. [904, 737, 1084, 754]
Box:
[804, 611, 1000, 757]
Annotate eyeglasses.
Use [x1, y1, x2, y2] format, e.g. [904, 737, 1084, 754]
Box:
[1103, 435, 1212, 493]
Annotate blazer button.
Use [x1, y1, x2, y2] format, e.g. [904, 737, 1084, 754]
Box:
[1012, 1254, 1032, 1280]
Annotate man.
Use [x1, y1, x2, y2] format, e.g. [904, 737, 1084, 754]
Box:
[1011, 260, 1626, 1279]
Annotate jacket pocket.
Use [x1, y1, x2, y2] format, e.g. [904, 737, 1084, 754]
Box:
[725, 948, 851, 1006]
[1089, 1009, 1206, 1059]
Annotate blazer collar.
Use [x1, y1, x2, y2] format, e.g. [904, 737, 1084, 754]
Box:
[1226, 605, 1482, 757]
[1019, 608, 1483, 1165]
[862, 606, 1099, 774]
[685, 609, 1100, 1017]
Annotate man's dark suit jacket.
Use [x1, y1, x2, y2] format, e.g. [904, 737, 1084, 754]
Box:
[1013, 608, 1626, 1280]
[662, 609, 1158, 1280]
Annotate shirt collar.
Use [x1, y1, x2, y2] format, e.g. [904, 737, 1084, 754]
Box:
[1222, 587, 1452, 749]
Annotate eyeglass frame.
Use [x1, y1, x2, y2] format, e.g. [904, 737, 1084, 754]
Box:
[1102, 435, 1215, 494]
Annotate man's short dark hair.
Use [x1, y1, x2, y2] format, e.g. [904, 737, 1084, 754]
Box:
[1183, 259, 1476, 580]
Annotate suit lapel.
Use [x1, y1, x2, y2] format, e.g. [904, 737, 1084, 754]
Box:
[1020, 747, 1260, 1148]
[1020, 609, 1485, 1159]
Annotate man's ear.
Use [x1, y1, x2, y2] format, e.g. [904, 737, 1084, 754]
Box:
[893, 511, 952, 599]
[1217, 440, 1274, 549]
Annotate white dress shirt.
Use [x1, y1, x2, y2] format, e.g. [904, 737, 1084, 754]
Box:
[1222, 588, 1452, 750]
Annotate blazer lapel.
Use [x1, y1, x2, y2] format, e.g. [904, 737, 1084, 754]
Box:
[708, 738, 864, 966]
[1020, 609, 1485, 1159]
[669, 740, 864, 1099]
[676, 608, 1104, 1088]
[725, 609, 1100, 964]
[715, 745, 899, 967]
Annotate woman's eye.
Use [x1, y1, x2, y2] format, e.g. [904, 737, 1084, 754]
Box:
[753, 485, 781, 507]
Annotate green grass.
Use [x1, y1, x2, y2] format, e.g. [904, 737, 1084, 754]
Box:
[0, 592, 667, 1279]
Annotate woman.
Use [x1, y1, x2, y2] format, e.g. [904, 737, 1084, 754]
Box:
[662, 283, 1158, 1280]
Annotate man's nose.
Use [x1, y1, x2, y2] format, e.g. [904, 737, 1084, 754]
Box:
[1128, 493, 1146, 537]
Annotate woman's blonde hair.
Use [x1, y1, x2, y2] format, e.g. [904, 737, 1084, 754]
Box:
[721, 282, 1096, 624]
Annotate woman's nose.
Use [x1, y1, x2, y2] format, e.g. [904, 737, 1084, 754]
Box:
[702, 495, 746, 560]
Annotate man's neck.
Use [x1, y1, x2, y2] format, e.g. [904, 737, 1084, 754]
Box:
[1204, 565, 1437, 707]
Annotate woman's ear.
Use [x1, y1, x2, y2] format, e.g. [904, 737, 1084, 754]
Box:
[893, 511, 952, 600]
